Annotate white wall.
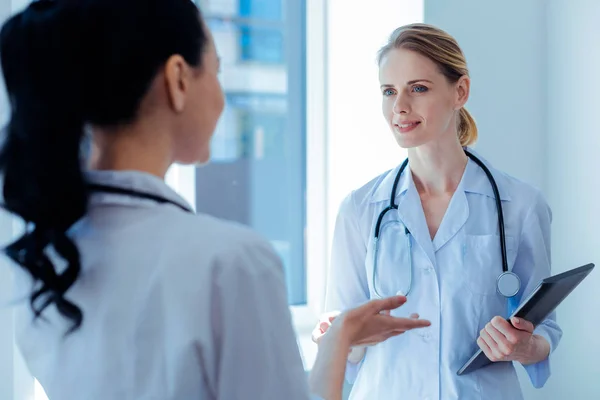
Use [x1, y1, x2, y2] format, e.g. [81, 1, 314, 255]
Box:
[543, 1, 600, 398]
[425, 0, 547, 193]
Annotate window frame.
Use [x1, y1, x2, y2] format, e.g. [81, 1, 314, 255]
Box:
[289, 0, 327, 369]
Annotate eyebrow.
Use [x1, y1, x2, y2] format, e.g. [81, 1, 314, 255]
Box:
[380, 79, 433, 88]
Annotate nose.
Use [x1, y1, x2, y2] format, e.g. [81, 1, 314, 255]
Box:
[393, 92, 410, 115]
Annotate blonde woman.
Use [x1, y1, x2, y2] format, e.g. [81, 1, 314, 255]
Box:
[314, 24, 562, 399]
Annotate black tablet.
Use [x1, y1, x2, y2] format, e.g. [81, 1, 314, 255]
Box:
[457, 263, 595, 376]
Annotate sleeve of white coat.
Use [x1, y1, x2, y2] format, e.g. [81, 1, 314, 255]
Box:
[324, 193, 371, 384]
[511, 191, 563, 388]
[211, 238, 311, 400]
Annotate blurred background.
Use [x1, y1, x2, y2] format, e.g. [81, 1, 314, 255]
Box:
[1, 0, 599, 399]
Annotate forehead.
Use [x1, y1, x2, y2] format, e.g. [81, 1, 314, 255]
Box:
[378, 48, 440, 83]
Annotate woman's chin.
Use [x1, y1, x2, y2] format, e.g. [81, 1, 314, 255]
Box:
[393, 134, 423, 150]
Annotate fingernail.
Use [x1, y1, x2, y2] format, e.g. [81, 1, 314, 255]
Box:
[513, 318, 520, 324]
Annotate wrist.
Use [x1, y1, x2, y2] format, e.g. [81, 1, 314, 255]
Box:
[324, 320, 352, 351]
[309, 321, 350, 400]
[534, 334, 551, 360]
[520, 334, 550, 366]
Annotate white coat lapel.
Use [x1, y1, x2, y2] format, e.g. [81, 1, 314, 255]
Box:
[432, 188, 469, 252]
[396, 175, 436, 267]
[431, 160, 470, 252]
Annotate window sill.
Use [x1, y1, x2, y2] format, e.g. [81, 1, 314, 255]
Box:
[290, 305, 318, 371]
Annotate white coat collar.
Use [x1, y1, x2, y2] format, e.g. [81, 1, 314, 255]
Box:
[369, 147, 511, 204]
[85, 170, 193, 212]
[462, 148, 511, 202]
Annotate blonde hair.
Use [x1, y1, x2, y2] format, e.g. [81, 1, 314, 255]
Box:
[377, 23, 477, 146]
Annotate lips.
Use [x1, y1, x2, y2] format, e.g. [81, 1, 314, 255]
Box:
[394, 121, 421, 133]
[398, 122, 419, 129]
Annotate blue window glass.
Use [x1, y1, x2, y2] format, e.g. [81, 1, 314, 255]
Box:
[194, 0, 306, 305]
[239, 26, 284, 64]
[239, 0, 282, 20]
[239, 0, 284, 64]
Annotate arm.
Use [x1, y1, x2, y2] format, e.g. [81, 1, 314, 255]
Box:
[510, 191, 562, 387]
[309, 324, 352, 400]
[212, 239, 311, 400]
[323, 193, 371, 381]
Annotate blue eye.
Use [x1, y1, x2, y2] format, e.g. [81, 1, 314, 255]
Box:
[412, 85, 428, 93]
[383, 88, 395, 96]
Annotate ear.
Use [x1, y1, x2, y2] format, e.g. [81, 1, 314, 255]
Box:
[454, 75, 470, 110]
[164, 54, 192, 113]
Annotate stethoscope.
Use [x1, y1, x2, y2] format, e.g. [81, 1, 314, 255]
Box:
[372, 149, 521, 304]
[87, 183, 194, 214]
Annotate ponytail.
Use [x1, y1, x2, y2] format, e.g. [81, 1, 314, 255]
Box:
[0, 0, 87, 332]
[458, 107, 478, 147]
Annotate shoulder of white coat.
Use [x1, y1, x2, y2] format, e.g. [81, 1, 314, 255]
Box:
[492, 167, 551, 216]
[174, 212, 283, 277]
[340, 169, 394, 212]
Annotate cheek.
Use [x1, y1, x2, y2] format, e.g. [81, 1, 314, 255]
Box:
[437, 103, 457, 129]
[211, 78, 225, 115]
[195, 78, 223, 128]
[420, 98, 450, 125]
[382, 98, 394, 121]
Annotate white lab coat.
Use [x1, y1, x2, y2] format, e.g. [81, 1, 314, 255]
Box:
[325, 150, 562, 400]
[6, 170, 311, 400]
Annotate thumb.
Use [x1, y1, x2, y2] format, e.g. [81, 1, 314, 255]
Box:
[511, 317, 534, 333]
[367, 295, 407, 314]
[319, 322, 329, 332]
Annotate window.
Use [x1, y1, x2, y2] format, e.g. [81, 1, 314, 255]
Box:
[196, 0, 307, 305]
[239, 0, 284, 63]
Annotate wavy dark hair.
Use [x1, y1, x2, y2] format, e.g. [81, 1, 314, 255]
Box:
[0, 0, 207, 333]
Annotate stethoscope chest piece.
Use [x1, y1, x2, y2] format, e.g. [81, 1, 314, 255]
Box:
[496, 271, 521, 298]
